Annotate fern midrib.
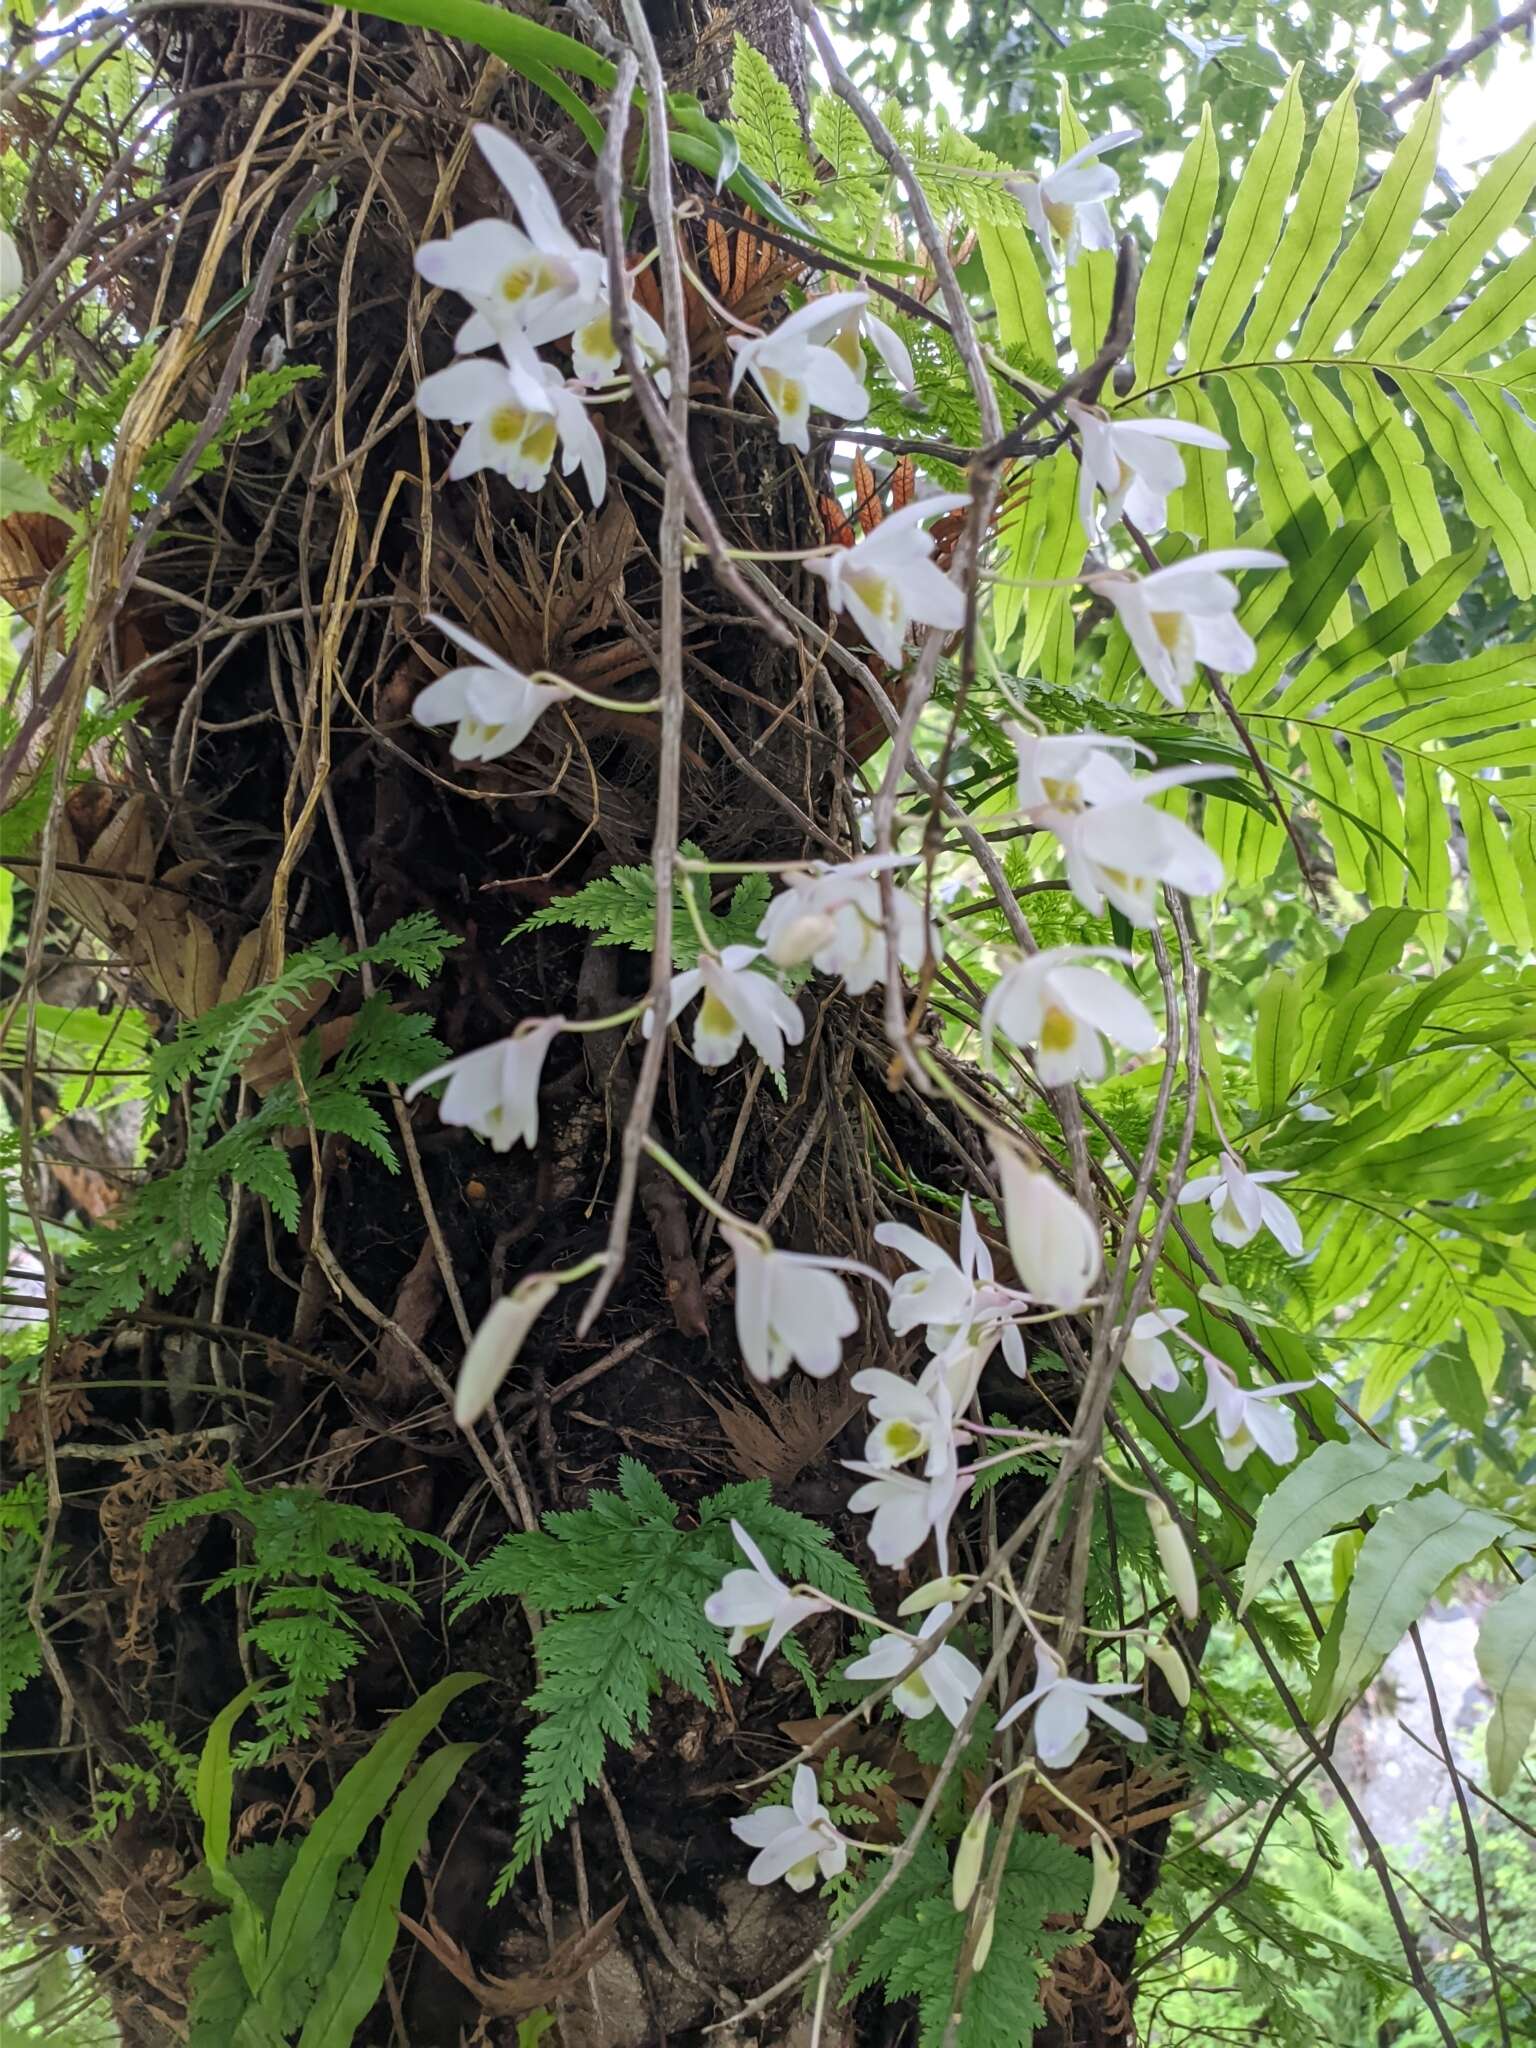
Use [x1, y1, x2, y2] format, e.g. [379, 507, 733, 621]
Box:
[1133, 355, 1517, 403]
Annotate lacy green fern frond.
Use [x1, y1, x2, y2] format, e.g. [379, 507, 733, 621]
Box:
[453, 1462, 866, 1890]
[729, 36, 815, 197]
[61, 943, 450, 1330]
[144, 1469, 460, 1761]
[0, 1476, 46, 1738]
[511, 845, 770, 967]
[837, 1824, 1091, 2046]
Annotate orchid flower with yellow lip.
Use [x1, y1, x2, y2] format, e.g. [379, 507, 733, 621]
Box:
[808, 493, 972, 668]
[981, 945, 1160, 1085]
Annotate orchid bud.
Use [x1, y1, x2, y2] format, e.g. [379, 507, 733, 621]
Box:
[1083, 1834, 1119, 1932]
[993, 1142, 1102, 1311]
[899, 1574, 970, 1618]
[952, 1799, 991, 1911]
[1148, 1497, 1199, 1621]
[972, 1902, 996, 1971]
[1145, 1635, 1191, 1708]
[764, 909, 837, 969]
[455, 1276, 560, 1427]
[0, 227, 22, 302]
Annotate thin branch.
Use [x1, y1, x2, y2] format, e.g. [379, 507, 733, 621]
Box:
[1386, 0, 1535, 109]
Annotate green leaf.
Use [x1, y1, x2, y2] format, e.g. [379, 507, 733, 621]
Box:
[1238, 1440, 1439, 1614]
[1475, 1575, 1536, 1796]
[1325, 1490, 1513, 1716]
[257, 1673, 485, 2009]
[1185, 65, 1306, 370]
[1357, 118, 1536, 356]
[976, 221, 1055, 369]
[0, 451, 77, 526]
[194, 1684, 270, 1991]
[728, 36, 815, 198]
[297, 1741, 479, 2046]
[1132, 103, 1219, 388]
[1297, 87, 1442, 353]
[1244, 75, 1359, 357]
[1250, 969, 1302, 1121]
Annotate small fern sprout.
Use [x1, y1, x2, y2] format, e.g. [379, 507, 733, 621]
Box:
[703, 1519, 831, 1669]
[844, 1603, 983, 1727]
[405, 1015, 565, 1153]
[731, 1765, 848, 1891]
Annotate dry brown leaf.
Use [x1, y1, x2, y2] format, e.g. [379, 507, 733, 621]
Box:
[398, 1900, 625, 2017]
[702, 1373, 861, 1485]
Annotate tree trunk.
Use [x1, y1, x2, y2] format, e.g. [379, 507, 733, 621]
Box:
[2, 4, 1146, 2041]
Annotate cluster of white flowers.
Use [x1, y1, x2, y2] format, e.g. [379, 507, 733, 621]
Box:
[413, 125, 668, 505]
[399, 111, 1327, 1907]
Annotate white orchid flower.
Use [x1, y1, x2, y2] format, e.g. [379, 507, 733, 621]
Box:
[732, 1766, 847, 1891]
[1192, 1357, 1313, 1471]
[720, 1223, 862, 1383]
[0, 227, 22, 303]
[844, 1459, 967, 1570]
[405, 1017, 564, 1153]
[844, 1604, 982, 1727]
[416, 347, 606, 504]
[728, 290, 874, 451]
[758, 853, 939, 995]
[1010, 728, 1147, 830]
[1065, 400, 1228, 540]
[412, 613, 571, 762]
[876, 1199, 1031, 1387]
[924, 1326, 1017, 1406]
[995, 1644, 1148, 1765]
[981, 945, 1159, 1086]
[1119, 1307, 1188, 1393]
[1180, 1150, 1303, 1255]
[455, 1276, 561, 1426]
[1057, 772, 1228, 928]
[1090, 549, 1286, 708]
[566, 289, 670, 392]
[849, 1367, 958, 1476]
[808, 494, 971, 668]
[648, 943, 804, 1071]
[415, 125, 605, 356]
[1010, 128, 1140, 270]
[809, 294, 916, 396]
[703, 1520, 830, 1668]
[874, 1214, 980, 1348]
[993, 1144, 1102, 1313]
